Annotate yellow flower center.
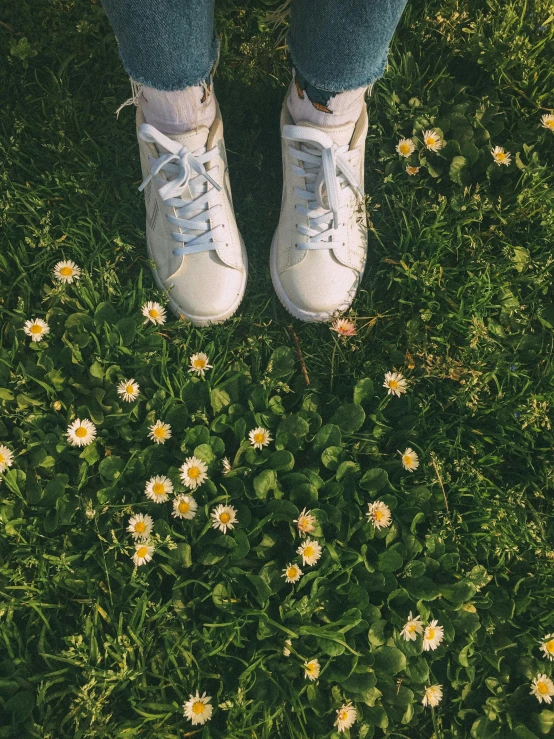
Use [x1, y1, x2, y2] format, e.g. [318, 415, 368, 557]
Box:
[148, 309, 158, 318]
[408, 623, 417, 632]
[135, 521, 146, 533]
[192, 701, 205, 715]
[497, 152, 505, 161]
[193, 358, 206, 368]
[375, 510, 383, 521]
[179, 501, 190, 514]
[427, 629, 435, 640]
[388, 379, 398, 389]
[60, 266, 73, 276]
[188, 466, 200, 479]
[154, 427, 165, 437]
[287, 567, 297, 578]
[299, 517, 311, 530]
[546, 640, 554, 654]
[538, 681, 549, 695]
[136, 546, 148, 558]
[75, 426, 87, 438]
[307, 663, 316, 673]
[153, 483, 165, 496]
[304, 546, 314, 558]
[547, 120, 554, 129]
[0, 454, 4, 464]
[30, 324, 43, 334]
[126, 385, 135, 395]
[253, 432, 265, 444]
[339, 711, 348, 721]
[220, 512, 230, 524]
[404, 455, 412, 466]
[427, 137, 435, 146]
[399, 143, 410, 154]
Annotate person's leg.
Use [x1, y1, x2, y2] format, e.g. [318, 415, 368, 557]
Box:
[271, 0, 408, 322]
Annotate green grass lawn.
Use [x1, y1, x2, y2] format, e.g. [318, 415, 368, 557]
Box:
[1, 0, 554, 737]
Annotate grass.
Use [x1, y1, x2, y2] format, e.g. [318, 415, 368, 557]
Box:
[1, 0, 554, 737]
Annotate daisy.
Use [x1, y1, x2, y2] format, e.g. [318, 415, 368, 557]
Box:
[283, 639, 292, 657]
[330, 318, 357, 337]
[132, 541, 154, 567]
[304, 659, 321, 681]
[222, 457, 232, 474]
[249, 427, 272, 450]
[540, 634, 554, 661]
[383, 371, 407, 397]
[144, 475, 173, 503]
[297, 538, 323, 566]
[23, 318, 50, 342]
[127, 513, 154, 541]
[491, 146, 511, 166]
[541, 113, 554, 131]
[334, 702, 357, 733]
[422, 684, 443, 708]
[0, 445, 14, 473]
[423, 620, 444, 651]
[148, 420, 171, 444]
[406, 165, 420, 176]
[282, 562, 303, 584]
[142, 301, 166, 326]
[53, 260, 81, 284]
[188, 352, 213, 377]
[66, 418, 96, 447]
[422, 129, 442, 152]
[531, 674, 554, 704]
[396, 138, 415, 157]
[401, 612, 424, 641]
[180, 456, 208, 490]
[172, 494, 198, 520]
[293, 508, 316, 537]
[183, 692, 213, 726]
[211, 504, 238, 534]
[366, 501, 392, 530]
[117, 378, 140, 402]
[400, 447, 420, 472]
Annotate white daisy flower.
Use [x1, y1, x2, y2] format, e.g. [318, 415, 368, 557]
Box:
[117, 378, 140, 402]
[400, 447, 420, 471]
[222, 457, 232, 474]
[531, 674, 554, 704]
[172, 494, 198, 520]
[211, 504, 238, 534]
[423, 620, 444, 651]
[334, 702, 357, 733]
[422, 684, 443, 708]
[66, 418, 96, 447]
[142, 301, 166, 326]
[282, 562, 303, 584]
[383, 371, 407, 397]
[297, 538, 322, 566]
[23, 318, 50, 342]
[183, 692, 213, 725]
[188, 352, 213, 377]
[283, 639, 292, 657]
[304, 659, 321, 681]
[148, 420, 171, 444]
[248, 427, 272, 450]
[293, 508, 316, 537]
[491, 146, 511, 166]
[0, 445, 14, 473]
[396, 137, 415, 157]
[366, 501, 392, 530]
[401, 612, 424, 641]
[144, 475, 173, 503]
[406, 165, 420, 176]
[330, 318, 356, 337]
[180, 456, 208, 490]
[541, 113, 554, 131]
[127, 513, 154, 541]
[540, 634, 554, 661]
[422, 129, 442, 152]
[53, 260, 81, 283]
[132, 541, 154, 567]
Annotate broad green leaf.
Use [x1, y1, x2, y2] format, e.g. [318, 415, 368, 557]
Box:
[373, 646, 406, 676]
[331, 403, 365, 433]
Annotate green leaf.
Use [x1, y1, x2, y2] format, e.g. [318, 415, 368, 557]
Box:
[94, 302, 118, 326]
[267, 499, 299, 520]
[278, 413, 310, 438]
[245, 574, 271, 606]
[449, 155, 468, 185]
[194, 443, 215, 466]
[269, 450, 295, 471]
[266, 346, 296, 379]
[312, 423, 342, 453]
[368, 619, 387, 646]
[173, 543, 192, 568]
[211, 388, 231, 414]
[4, 691, 35, 723]
[331, 403, 366, 433]
[198, 545, 227, 565]
[373, 646, 406, 676]
[341, 672, 377, 693]
[98, 455, 125, 481]
[321, 446, 344, 470]
[360, 468, 389, 493]
[353, 378, 374, 406]
[253, 469, 278, 500]
[378, 549, 403, 572]
[117, 317, 137, 346]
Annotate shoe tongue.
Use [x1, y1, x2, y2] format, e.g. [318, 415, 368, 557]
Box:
[297, 119, 356, 148]
[164, 126, 210, 154]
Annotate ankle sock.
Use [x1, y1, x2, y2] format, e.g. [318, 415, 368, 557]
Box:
[141, 80, 216, 135]
[287, 67, 368, 128]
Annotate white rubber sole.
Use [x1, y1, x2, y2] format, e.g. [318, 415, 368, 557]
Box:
[270, 229, 361, 323]
[146, 233, 248, 327]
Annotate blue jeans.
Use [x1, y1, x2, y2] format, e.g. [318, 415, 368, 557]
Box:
[101, 0, 407, 93]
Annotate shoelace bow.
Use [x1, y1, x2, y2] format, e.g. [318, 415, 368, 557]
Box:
[283, 124, 363, 250]
[138, 123, 225, 256]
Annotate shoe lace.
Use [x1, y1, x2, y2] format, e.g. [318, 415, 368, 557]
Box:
[283, 124, 363, 250]
[138, 123, 225, 256]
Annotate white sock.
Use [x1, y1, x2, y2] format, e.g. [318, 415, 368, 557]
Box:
[287, 68, 368, 127]
[141, 83, 217, 135]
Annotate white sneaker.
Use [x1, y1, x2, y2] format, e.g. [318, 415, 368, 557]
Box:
[270, 96, 368, 322]
[136, 103, 247, 326]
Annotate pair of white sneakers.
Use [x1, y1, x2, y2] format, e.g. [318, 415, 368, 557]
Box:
[136, 84, 368, 325]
